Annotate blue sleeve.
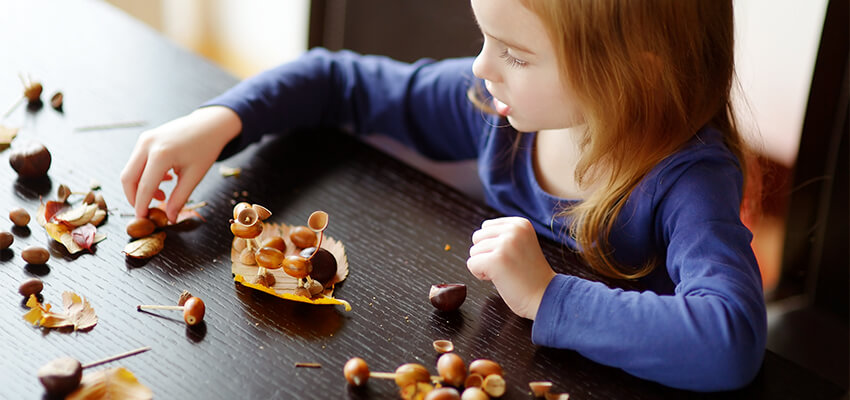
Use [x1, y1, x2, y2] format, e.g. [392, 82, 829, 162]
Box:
[203, 48, 483, 161]
[531, 158, 767, 391]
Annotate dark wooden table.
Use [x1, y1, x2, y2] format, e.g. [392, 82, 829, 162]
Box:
[0, 1, 845, 399]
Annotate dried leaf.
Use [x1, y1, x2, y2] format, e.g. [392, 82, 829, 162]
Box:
[55, 203, 98, 227]
[66, 367, 153, 400]
[124, 232, 166, 259]
[62, 291, 98, 330]
[23, 292, 97, 331]
[0, 125, 18, 150]
[37, 200, 68, 226]
[71, 223, 97, 251]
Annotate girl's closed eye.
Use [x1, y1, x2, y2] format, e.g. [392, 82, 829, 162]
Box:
[499, 48, 528, 69]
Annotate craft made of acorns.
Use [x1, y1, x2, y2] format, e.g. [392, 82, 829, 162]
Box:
[229, 203, 350, 310]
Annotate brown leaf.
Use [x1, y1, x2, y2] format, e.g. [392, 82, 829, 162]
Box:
[23, 292, 97, 331]
[0, 125, 18, 150]
[123, 232, 166, 259]
[66, 367, 153, 400]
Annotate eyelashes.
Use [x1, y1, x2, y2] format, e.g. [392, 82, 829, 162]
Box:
[499, 48, 528, 69]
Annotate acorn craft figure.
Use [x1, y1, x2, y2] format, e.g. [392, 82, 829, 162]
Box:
[229, 203, 351, 310]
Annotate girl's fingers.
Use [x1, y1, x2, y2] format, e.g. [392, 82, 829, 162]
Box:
[120, 143, 150, 207]
[165, 166, 205, 222]
[134, 154, 172, 219]
[469, 237, 499, 257]
[466, 253, 493, 281]
[480, 216, 526, 228]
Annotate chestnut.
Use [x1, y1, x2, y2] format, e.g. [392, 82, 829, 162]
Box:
[9, 140, 51, 178]
[37, 356, 82, 397]
[429, 284, 467, 312]
[300, 247, 337, 285]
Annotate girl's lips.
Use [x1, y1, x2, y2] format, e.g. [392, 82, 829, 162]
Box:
[493, 97, 511, 116]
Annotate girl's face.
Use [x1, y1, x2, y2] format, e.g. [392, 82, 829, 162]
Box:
[470, 0, 584, 132]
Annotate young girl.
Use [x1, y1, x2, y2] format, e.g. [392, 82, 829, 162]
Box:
[121, 0, 766, 391]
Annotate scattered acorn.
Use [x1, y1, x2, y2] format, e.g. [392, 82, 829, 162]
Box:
[461, 387, 489, 400]
[56, 184, 72, 203]
[343, 357, 371, 386]
[425, 387, 461, 400]
[24, 81, 43, 104]
[146, 207, 169, 228]
[300, 247, 337, 285]
[126, 217, 156, 239]
[0, 231, 13, 250]
[9, 207, 30, 227]
[50, 92, 63, 111]
[137, 295, 205, 326]
[9, 140, 51, 178]
[18, 278, 44, 297]
[429, 283, 467, 312]
[436, 353, 466, 387]
[22, 246, 49, 264]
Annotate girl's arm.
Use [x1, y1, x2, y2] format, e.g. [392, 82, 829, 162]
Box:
[206, 48, 483, 161]
[531, 157, 767, 391]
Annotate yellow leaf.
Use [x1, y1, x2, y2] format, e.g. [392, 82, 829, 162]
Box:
[66, 367, 153, 400]
[22, 292, 97, 330]
[0, 125, 18, 150]
[123, 232, 166, 259]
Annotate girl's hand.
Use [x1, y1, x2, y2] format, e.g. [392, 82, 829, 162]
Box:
[120, 106, 242, 222]
[467, 217, 556, 320]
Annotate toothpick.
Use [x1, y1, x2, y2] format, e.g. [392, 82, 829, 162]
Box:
[74, 121, 147, 132]
[80, 346, 151, 369]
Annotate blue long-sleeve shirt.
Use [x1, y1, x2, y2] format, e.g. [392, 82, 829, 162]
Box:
[205, 48, 767, 391]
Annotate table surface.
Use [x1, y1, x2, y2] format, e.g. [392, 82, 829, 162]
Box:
[0, 1, 845, 399]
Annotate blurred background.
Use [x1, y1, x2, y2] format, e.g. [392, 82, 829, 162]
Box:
[106, 0, 846, 389]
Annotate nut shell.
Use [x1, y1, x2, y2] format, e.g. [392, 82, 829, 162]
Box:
[9, 140, 51, 178]
[22, 246, 50, 264]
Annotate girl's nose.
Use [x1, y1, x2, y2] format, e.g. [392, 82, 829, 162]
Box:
[472, 43, 501, 83]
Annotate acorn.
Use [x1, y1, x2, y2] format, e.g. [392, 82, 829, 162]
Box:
[230, 207, 263, 239]
[282, 255, 311, 279]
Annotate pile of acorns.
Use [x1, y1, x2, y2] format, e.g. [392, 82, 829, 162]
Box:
[230, 203, 337, 298]
[344, 353, 506, 400]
